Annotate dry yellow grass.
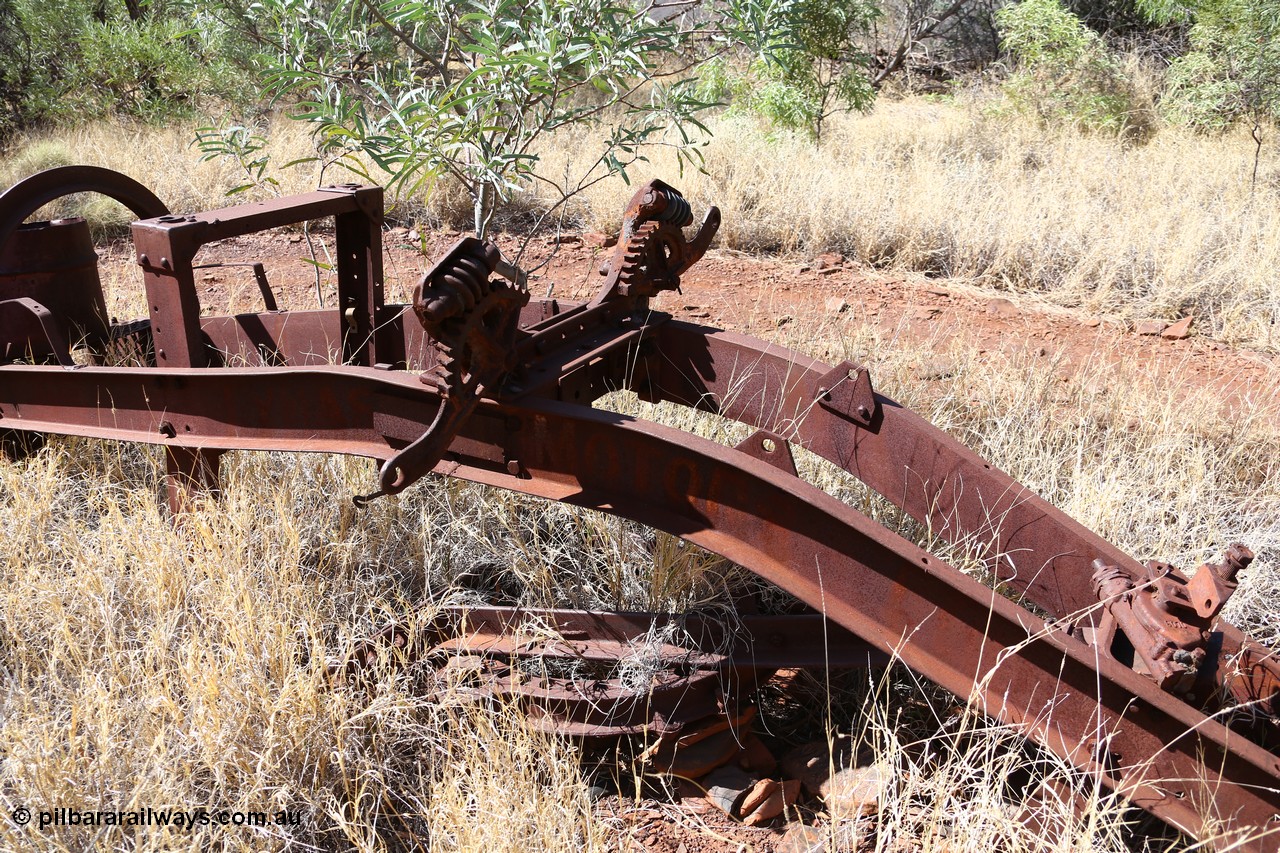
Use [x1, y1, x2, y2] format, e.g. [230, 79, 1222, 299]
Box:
[557, 100, 1280, 349]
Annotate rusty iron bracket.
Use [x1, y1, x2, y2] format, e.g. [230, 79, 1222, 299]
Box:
[734, 429, 798, 476]
[1093, 559, 1211, 695]
[815, 360, 878, 428]
[0, 297, 77, 368]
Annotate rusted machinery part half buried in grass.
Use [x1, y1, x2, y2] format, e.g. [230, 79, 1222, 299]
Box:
[0, 167, 1277, 849]
[331, 605, 888, 748]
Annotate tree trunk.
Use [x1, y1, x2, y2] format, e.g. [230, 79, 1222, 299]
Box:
[473, 181, 494, 239]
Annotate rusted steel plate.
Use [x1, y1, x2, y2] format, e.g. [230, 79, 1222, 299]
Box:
[342, 605, 886, 746]
[431, 607, 888, 671]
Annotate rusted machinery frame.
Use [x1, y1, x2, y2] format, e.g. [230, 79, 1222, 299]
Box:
[0, 177, 1276, 847]
[1, 362, 1276, 845]
[640, 323, 1274, 683]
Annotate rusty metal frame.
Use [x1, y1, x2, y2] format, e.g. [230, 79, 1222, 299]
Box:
[0, 171, 1277, 848]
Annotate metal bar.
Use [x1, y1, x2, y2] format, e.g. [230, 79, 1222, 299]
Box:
[334, 192, 387, 367]
[642, 322, 1267, 669]
[436, 607, 889, 670]
[0, 165, 168, 254]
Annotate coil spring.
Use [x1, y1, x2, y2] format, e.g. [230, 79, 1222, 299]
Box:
[416, 242, 499, 325]
[654, 192, 692, 227]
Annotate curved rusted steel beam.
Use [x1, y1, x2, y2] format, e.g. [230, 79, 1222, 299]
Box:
[0, 165, 169, 254]
[470, 397, 1280, 849]
[0, 363, 1275, 847]
[641, 322, 1274, 691]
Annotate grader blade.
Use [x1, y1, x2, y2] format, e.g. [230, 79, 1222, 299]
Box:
[0, 167, 1276, 848]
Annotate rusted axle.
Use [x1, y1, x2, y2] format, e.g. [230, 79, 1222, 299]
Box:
[0, 169, 1276, 848]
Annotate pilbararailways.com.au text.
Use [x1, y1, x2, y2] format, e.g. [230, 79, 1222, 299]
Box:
[13, 806, 303, 831]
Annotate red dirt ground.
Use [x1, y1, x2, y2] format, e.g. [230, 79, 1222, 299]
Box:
[97, 225, 1279, 411]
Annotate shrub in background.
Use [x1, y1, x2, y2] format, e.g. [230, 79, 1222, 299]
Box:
[699, 0, 881, 140]
[995, 0, 1156, 140]
[1142, 0, 1280, 130]
[221, 0, 793, 238]
[1, 0, 252, 140]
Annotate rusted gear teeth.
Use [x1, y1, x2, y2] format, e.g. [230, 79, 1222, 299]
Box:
[591, 178, 720, 303]
[617, 221, 663, 291]
[630, 178, 694, 227]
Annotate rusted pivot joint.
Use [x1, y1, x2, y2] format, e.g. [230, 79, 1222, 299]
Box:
[1092, 545, 1257, 699]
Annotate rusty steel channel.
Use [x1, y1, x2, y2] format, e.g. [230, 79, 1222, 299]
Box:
[0, 167, 1277, 847]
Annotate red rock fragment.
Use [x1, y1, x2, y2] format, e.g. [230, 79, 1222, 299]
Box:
[740, 777, 780, 816]
[1161, 315, 1193, 339]
[985, 298, 1017, 318]
[742, 778, 787, 826]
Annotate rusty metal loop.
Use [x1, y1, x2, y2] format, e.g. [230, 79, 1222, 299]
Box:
[0, 166, 169, 254]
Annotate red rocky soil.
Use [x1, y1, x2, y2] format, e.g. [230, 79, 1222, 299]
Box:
[96, 226, 1278, 412]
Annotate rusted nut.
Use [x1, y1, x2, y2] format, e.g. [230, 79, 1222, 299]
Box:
[1219, 544, 1254, 582]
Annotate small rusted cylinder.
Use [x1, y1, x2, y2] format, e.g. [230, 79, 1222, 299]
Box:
[0, 217, 108, 353]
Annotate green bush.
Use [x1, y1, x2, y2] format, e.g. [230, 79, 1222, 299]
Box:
[1, 0, 253, 139]
[1144, 0, 1280, 130]
[224, 0, 793, 237]
[996, 0, 1155, 140]
[698, 0, 879, 140]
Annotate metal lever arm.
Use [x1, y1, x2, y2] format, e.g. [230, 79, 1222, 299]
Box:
[360, 237, 528, 501]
